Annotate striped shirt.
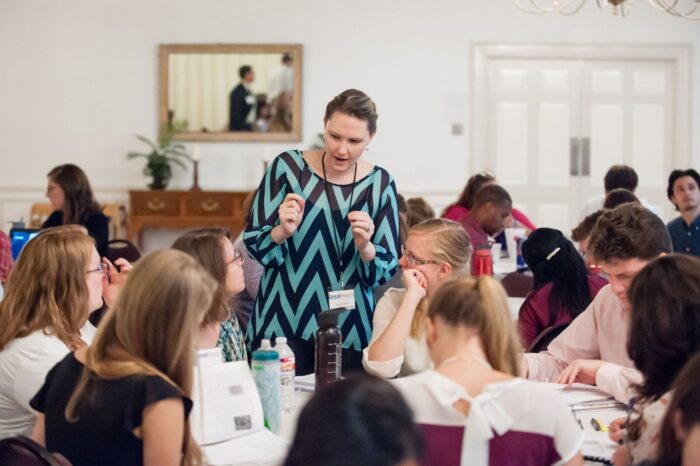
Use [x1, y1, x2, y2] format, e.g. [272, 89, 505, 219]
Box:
[244, 150, 399, 350]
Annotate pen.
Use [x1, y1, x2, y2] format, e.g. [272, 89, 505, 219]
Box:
[590, 418, 608, 432]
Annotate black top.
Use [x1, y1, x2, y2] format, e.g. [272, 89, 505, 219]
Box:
[42, 210, 109, 257]
[30, 353, 192, 466]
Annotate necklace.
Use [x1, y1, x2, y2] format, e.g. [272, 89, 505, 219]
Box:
[438, 354, 492, 370]
[321, 151, 358, 288]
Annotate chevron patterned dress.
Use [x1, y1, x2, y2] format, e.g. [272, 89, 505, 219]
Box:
[244, 150, 400, 351]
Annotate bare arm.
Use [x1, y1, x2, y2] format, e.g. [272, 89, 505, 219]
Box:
[31, 413, 46, 446]
[142, 398, 185, 466]
[367, 271, 426, 362]
[563, 453, 584, 466]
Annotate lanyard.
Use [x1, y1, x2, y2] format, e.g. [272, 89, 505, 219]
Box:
[321, 151, 357, 288]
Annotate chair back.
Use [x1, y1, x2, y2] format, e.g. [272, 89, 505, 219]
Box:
[29, 204, 54, 228]
[528, 322, 570, 353]
[105, 239, 142, 264]
[0, 435, 72, 466]
[500, 271, 533, 298]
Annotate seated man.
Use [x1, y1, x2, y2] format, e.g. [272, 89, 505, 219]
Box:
[458, 184, 511, 269]
[666, 169, 700, 257]
[580, 164, 658, 220]
[522, 203, 672, 403]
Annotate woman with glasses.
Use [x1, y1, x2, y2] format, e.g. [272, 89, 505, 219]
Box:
[172, 227, 247, 362]
[0, 225, 130, 438]
[363, 219, 471, 378]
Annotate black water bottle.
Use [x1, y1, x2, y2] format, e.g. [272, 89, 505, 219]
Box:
[315, 308, 348, 391]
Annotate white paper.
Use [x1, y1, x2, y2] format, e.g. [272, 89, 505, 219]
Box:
[192, 361, 265, 445]
[202, 429, 289, 466]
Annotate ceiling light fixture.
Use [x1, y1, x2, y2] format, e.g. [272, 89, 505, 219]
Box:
[513, 0, 700, 19]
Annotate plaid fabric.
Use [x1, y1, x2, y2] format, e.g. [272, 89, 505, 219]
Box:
[0, 231, 13, 283]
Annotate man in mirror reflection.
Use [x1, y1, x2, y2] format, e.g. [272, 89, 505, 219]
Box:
[229, 65, 256, 131]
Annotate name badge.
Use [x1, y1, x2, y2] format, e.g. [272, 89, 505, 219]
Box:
[245, 95, 256, 105]
[328, 289, 356, 310]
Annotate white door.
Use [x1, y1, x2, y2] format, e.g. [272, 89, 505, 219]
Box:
[478, 51, 684, 232]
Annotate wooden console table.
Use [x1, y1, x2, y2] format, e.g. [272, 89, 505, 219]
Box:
[128, 190, 249, 248]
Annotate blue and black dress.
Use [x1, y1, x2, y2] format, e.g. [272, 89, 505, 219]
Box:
[244, 150, 399, 372]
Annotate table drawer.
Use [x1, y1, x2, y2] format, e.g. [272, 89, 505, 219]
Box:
[185, 195, 234, 217]
[131, 193, 181, 216]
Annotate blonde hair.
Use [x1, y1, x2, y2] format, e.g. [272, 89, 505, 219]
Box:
[65, 249, 217, 465]
[0, 225, 93, 351]
[406, 219, 471, 337]
[427, 275, 522, 376]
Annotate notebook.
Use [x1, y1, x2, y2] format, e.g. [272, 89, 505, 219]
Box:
[9, 228, 41, 260]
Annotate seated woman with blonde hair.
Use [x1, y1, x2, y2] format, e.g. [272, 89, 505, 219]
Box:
[30, 249, 217, 466]
[363, 219, 471, 378]
[392, 276, 584, 466]
[0, 225, 129, 439]
[172, 227, 247, 361]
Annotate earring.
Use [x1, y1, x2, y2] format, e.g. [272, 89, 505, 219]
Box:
[365, 146, 370, 152]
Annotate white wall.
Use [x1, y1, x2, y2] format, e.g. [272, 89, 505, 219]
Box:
[1, 0, 699, 233]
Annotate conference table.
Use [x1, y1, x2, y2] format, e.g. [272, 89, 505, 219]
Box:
[203, 381, 624, 466]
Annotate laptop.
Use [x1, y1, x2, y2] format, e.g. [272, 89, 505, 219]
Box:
[9, 228, 41, 260]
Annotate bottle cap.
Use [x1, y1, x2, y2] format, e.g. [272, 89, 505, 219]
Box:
[317, 308, 349, 327]
[275, 336, 287, 344]
[252, 339, 279, 361]
[260, 339, 272, 350]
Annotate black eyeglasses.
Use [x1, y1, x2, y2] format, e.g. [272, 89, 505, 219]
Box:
[228, 251, 244, 265]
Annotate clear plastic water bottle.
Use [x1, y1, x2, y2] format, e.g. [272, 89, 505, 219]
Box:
[274, 337, 296, 412]
[251, 339, 281, 433]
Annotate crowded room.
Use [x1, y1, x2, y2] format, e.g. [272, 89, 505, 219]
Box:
[2, 1, 700, 465]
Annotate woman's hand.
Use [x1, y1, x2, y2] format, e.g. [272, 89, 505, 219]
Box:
[102, 257, 133, 308]
[612, 444, 631, 466]
[608, 417, 627, 443]
[401, 269, 427, 300]
[348, 211, 376, 260]
[277, 193, 305, 239]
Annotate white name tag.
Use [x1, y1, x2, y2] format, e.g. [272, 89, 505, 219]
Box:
[328, 289, 356, 310]
[245, 95, 256, 105]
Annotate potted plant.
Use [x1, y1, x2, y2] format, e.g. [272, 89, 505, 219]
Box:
[127, 122, 191, 190]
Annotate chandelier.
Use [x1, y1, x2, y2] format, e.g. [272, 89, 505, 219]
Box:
[513, 0, 700, 19]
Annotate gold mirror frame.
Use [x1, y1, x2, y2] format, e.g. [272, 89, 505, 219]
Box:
[159, 43, 302, 142]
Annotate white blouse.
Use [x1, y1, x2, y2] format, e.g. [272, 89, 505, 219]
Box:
[0, 322, 97, 438]
[393, 371, 583, 466]
[362, 288, 432, 378]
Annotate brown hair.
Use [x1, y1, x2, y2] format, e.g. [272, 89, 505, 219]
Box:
[47, 164, 102, 224]
[587, 203, 671, 263]
[604, 164, 638, 192]
[0, 225, 93, 351]
[571, 210, 605, 242]
[427, 275, 522, 376]
[406, 219, 472, 338]
[447, 172, 496, 212]
[472, 184, 512, 210]
[65, 249, 217, 465]
[172, 227, 232, 326]
[602, 188, 639, 209]
[324, 89, 378, 135]
[655, 354, 700, 466]
[405, 197, 435, 228]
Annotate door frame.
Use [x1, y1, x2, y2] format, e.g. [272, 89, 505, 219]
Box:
[471, 43, 691, 174]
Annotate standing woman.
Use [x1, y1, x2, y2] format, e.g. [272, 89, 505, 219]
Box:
[244, 89, 400, 374]
[43, 164, 110, 257]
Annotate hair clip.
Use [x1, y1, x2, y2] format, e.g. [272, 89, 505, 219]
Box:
[546, 247, 561, 261]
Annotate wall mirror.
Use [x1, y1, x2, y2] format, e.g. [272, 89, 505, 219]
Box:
[159, 43, 302, 142]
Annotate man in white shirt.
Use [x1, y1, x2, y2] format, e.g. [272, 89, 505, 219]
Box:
[580, 164, 659, 220]
[523, 203, 672, 403]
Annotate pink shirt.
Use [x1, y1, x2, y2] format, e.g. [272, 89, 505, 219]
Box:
[443, 205, 537, 231]
[523, 285, 642, 403]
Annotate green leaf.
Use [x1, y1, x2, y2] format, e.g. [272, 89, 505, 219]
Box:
[134, 135, 159, 153]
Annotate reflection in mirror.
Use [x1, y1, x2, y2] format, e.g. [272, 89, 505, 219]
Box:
[159, 44, 302, 142]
